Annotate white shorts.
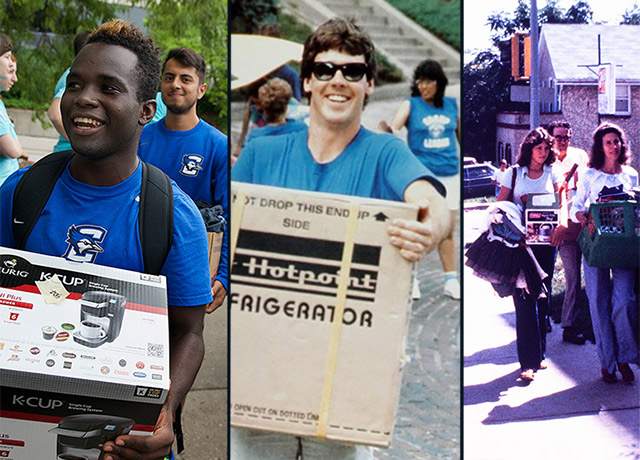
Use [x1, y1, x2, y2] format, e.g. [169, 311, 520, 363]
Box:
[434, 173, 460, 211]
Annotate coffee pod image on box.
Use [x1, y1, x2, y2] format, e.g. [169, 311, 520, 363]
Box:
[42, 325, 57, 340]
[72, 291, 127, 348]
[49, 414, 134, 460]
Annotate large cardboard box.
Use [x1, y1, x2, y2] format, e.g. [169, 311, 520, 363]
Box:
[525, 193, 560, 245]
[230, 182, 417, 447]
[208, 232, 224, 280]
[0, 248, 169, 460]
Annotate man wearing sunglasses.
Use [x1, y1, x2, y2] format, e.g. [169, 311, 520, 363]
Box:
[548, 119, 589, 345]
[232, 17, 449, 459]
[234, 18, 449, 260]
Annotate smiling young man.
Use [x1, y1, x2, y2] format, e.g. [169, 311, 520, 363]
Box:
[232, 17, 450, 459]
[138, 47, 229, 313]
[0, 21, 212, 460]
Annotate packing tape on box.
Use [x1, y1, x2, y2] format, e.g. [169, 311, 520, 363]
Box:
[230, 190, 246, 266]
[316, 203, 360, 439]
[232, 190, 362, 438]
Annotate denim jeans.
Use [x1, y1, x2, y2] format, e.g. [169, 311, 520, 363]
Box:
[558, 241, 583, 328]
[583, 261, 639, 373]
[513, 245, 556, 370]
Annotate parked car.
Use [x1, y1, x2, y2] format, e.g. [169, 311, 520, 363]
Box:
[463, 163, 496, 198]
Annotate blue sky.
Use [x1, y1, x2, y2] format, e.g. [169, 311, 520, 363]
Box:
[464, 0, 636, 62]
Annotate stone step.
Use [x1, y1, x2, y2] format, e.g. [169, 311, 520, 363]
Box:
[368, 35, 422, 46]
[356, 15, 391, 27]
[322, 2, 375, 15]
[381, 44, 434, 59]
[360, 23, 404, 35]
[281, 0, 459, 84]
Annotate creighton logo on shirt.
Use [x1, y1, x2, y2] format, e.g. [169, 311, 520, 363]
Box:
[180, 154, 204, 177]
[63, 225, 106, 263]
[422, 114, 451, 149]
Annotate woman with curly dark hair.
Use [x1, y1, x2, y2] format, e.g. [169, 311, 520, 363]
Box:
[570, 122, 638, 383]
[497, 127, 565, 381]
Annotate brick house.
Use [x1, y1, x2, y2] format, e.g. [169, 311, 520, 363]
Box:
[496, 24, 640, 172]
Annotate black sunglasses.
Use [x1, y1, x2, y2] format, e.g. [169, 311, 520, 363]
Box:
[311, 62, 369, 82]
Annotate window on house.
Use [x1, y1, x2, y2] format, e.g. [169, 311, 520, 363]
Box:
[615, 85, 630, 114]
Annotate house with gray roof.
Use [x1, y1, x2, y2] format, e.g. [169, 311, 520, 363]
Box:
[496, 24, 640, 172]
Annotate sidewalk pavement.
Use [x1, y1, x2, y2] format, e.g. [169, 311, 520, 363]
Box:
[463, 206, 640, 460]
[18, 135, 57, 162]
[175, 303, 228, 460]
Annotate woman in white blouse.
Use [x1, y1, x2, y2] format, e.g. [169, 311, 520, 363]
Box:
[570, 122, 638, 384]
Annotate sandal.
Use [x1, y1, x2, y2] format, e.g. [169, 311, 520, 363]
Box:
[601, 368, 617, 384]
[520, 369, 535, 381]
[618, 363, 635, 383]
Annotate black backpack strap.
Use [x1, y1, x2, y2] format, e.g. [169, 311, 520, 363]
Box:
[140, 161, 174, 275]
[12, 150, 75, 250]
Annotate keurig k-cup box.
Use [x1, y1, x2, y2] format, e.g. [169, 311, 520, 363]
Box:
[0, 247, 170, 459]
[525, 193, 560, 245]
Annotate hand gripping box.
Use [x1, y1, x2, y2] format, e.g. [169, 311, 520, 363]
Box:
[0, 247, 169, 460]
[525, 193, 560, 245]
[230, 182, 418, 447]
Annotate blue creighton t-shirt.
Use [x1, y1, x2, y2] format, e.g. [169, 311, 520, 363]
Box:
[0, 161, 213, 307]
[233, 126, 443, 200]
[138, 118, 228, 291]
[406, 96, 459, 177]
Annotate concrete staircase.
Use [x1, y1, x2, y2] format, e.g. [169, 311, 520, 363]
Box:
[280, 0, 460, 84]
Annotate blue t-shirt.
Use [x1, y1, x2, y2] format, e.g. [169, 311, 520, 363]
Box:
[0, 99, 19, 185]
[51, 68, 72, 153]
[233, 126, 444, 200]
[272, 65, 302, 101]
[245, 120, 307, 145]
[0, 162, 213, 307]
[406, 96, 459, 177]
[151, 92, 167, 123]
[138, 118, 229, 291]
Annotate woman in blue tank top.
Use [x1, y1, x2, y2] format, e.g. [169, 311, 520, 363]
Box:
[380, 59, 461, 300]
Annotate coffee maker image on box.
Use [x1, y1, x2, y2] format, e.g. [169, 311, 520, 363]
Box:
[73, 291, 127, 348]
[49, 414, 134, 460]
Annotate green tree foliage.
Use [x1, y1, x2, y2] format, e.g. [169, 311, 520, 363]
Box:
[0, 0, 120, 111]
[621, 3, 640, 24]
[462, 52, 518, 162]
[466, 1, 593, 161]
[230, 0, 277, 33]
[488, 0, 592, 46]
[142, 0, 228, 132]
[386, 0, 460, 51]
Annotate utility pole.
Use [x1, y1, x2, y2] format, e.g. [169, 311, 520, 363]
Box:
[530, 0, 540, 129]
